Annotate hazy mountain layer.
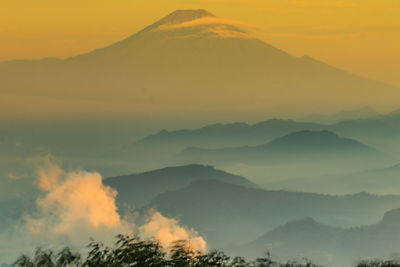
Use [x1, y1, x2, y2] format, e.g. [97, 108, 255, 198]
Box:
[132, 111, 400, 151]
[147, 179, 400, 248]
[236, 209, 400, 266]
[104, 164, 257, 208]
[180, 130, 386, 164]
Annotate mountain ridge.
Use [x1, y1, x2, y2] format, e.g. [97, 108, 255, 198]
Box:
[180, 130, 384, 164]
[147, 178, 400, 248]
[235, 208, 400, 266]
[103, 164, 257, 208]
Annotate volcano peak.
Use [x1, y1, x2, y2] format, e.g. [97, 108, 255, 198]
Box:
[159, 9, 215, 25]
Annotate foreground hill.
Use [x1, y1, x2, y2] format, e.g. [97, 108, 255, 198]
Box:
[0, 9, 398, 119]
[147, 179, 400, 248]
[180, 130, 388, 164]
[103, 164, 257, 207]
[236, 209, 400, 266]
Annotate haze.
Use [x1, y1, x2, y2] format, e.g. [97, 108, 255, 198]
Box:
[2, 2, 400, 267]
[1, 0, 399, 87]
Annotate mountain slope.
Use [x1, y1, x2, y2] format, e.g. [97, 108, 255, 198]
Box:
[0, 9, 398, 119]
[103, 164, 257, 208]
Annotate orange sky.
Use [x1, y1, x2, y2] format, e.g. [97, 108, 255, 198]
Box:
[1, 0, 399, 86]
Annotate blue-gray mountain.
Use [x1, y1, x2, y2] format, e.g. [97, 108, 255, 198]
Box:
[132, 110, 400, 153]
[103, 164, 258, 208]
[145, 179, 400, 249]
[234, 208, 400, 267]
[180, 130, 389, 164]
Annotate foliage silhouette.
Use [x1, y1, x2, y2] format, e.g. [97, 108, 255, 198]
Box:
[14, 233, 399, 267]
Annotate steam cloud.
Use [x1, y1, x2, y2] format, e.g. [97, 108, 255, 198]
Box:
[24, 156, 207, 253]
[140, 211, 207, 253]
[27, 156, 123, 244]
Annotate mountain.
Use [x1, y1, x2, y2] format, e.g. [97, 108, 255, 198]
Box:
[236, 209, 400, 267]
[146, 179, 400, 248]
[233, 218, 342, 265]
[116, 119, 326, 165]
[180, 130, 387, 164]
[106, 119, 327, 172]
[103, 164, 257, 208]
[130, 110, 400, 152]
[118, 110, 400, 162]
[134, 119, 325, 149]
[0, 9, 398, 119]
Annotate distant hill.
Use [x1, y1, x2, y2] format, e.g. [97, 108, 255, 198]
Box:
[234, 217, 342, 265]
[180, 130, 387, 164]
[131, 110, 400, 148]
[235, 209, 400, 267]
[133, 119, 324, 150]
[120, 111, 400, 161]
[0, 9, 398, 119]
[103, 164, 257, 208]
[147, 179, 400, 248]
[107, 119, 328, 172]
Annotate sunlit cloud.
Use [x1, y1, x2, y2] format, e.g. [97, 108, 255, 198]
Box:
[154, 17, 250, 31]
[140, 211, 207, 253]
[153, 17, 255, 39]
[22, 156, 208, 253]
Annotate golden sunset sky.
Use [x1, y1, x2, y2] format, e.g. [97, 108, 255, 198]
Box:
[1, 0, 399, 86]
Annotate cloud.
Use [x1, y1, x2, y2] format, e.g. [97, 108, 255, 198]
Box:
[35, 155, 65, 191]
[26, 156, 125, 248]
[19, 156, 207, 254]
[155, 17, 250, 31]
[140, 211, 207, 253]
[153, 17, 255, 40]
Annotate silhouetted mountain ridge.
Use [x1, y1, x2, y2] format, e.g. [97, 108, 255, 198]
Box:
[180, 130, 383, 164]
[236, 208, 400, 266]
[104, 164, 257, 207]
[147, 179, 400, 248]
